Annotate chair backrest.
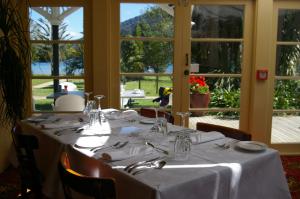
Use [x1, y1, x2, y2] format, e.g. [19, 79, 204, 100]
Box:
[58, 152, 116, 199]
[196, 122, 251, 141]
[140, 108, 174, 124]
[54, 94, 85, 111]
[11, 124, 43, 197]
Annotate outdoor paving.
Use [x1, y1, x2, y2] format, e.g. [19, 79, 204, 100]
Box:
[189, 115, 300, 144]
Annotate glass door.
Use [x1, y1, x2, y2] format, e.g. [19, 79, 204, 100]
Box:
[118, 2, 175, 110]
[271, 1, 300, 145]
[182, 1, 253, 130]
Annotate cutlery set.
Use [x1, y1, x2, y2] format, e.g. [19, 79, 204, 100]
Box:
[54, 126, 85, 136]
[215, 140, 239, 149]
[90, 141, 129, 152]
[124, 157, 166, 175]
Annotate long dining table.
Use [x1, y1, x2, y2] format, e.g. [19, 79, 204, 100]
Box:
[20, 110, 291, 199]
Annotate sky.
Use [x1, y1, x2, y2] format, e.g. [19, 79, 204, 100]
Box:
[120, 3, 153, 22]
[29, 4, 151, 40]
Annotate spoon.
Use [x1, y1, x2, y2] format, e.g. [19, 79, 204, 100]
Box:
[132, 160, 166, 175]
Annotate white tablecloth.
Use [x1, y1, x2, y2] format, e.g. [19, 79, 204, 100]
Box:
[20, 111, 291, 199]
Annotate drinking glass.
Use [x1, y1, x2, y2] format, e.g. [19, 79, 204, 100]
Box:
[176, 112, 191, 127]
[94, 95, 105, 111]
[157, 117, 168, 136]
[84, 92, 92, 103]
[83, 100, 95, 115]
[83, 92, 93, 115]
[174, 132, 192, 161]
[94, 95, 105, 123]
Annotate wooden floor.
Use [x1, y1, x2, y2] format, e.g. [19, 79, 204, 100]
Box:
[189, 116, 300, 143]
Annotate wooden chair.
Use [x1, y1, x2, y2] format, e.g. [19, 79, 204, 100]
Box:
[11, 124, 43, 198]
[58, 152, 116, 199]
[196, 122, 251, 141]
[140, 108, 174, 124]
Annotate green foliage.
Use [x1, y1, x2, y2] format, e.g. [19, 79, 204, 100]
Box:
[273, 80, 300, 110]
[210, 88, 240, 117]
[63, 43, 84, 75]
[121, 6, 173, 77]
[30, 16, 83, 76]
[0, 0, 30, 125]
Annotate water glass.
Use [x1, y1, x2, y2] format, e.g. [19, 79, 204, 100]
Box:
[89, 109, 101, 127]
[174, 132, 192, 161]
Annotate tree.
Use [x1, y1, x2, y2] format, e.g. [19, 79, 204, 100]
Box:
[120, 6, 173, 92]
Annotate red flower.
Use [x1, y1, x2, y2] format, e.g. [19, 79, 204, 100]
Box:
[189, 75, 209, 94]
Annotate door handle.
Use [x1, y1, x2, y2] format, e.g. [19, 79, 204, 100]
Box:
[185, 53, 189, 66]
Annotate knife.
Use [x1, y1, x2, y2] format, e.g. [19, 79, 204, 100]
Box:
[145, 142, 169, 155]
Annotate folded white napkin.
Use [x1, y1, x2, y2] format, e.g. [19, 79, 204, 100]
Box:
[99, 145, 152, 161]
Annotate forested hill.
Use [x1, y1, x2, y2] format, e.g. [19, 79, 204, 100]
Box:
[121, 15, 142, 35]
[120, 7, 173, 36]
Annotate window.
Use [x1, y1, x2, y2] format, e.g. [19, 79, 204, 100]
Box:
[30, 7, 84, 112]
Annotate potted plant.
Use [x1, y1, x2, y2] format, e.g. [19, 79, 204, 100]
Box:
[189, 75, 210, 116]
[0, 0, 30, 127]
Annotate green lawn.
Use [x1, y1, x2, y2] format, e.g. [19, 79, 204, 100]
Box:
[125, 76, 172, 96]
[33, 77, 171, 111]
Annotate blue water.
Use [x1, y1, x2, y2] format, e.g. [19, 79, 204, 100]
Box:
[32, 62, 173, 75]
[31, 62, 82, 75]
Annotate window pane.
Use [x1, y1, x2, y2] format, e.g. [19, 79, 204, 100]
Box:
[31, 43, 84, 76]
[30, 7, 83, 40]
[277, 9, 300, 42]
[276, 45, 300, 76]
[191, 42, 242, 74]
[120, 3, 174, 38]
[120, 40, 173, 73]
[273, 80, 300, 110]
[191, 5, 244, 38]
[120, 75, 173, 109]
[32, 79, 84, 111]
[189, 76, 241, 110]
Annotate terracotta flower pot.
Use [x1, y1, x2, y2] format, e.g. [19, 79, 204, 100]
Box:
[190, 93, 210, 116]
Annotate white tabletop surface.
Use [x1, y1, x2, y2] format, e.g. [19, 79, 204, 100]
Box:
[21, 110, 291, 199]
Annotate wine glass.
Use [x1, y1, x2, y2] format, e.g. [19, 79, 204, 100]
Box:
[176, 112, 191, 127]
[94, 95, 105, 123]
[83, 92, 93, 115]
[94, 95, 105, 111]
[152, 101, 160, 120]
[84, 92, 93, 105]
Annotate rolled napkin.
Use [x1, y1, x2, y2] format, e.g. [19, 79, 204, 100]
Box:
[168, 131, 225, 144]
[97, 145, 153, 161]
